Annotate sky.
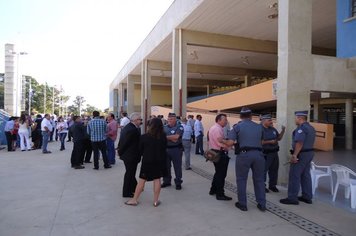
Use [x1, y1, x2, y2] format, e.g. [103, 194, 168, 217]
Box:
[0, 0, 174, 110]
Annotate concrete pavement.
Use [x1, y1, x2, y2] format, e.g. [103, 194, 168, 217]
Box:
[0, 141, 355, 236]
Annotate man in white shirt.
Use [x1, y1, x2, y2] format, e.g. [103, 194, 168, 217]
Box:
[119, 112, 130, 128]
[41, 114, 53, 154]
[194, 114, 204, 155]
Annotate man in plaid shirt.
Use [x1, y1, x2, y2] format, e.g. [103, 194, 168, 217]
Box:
[87, 111, 111, 170]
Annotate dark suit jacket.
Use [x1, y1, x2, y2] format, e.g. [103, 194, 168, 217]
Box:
[118, 122, 141, 163]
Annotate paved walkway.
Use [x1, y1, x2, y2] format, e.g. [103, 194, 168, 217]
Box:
[0, 141, 355, 236]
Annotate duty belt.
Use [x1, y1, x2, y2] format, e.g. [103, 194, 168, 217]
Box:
[289, 149, 314, 154]
[167, 145, 182, 149]
[211, 149, 228, 155]
[237, 147, 262, 154]
[263, 147, 280, 154]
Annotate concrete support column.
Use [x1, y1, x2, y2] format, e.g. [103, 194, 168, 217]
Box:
[345, 99, 354, 150]
[112, 89, 119, 117]
[141, 59, 151, 132]
[172, 28, 187, 117]
[127, 75, 135, 115]
[312, 100, 320, 122]
[118, 83, 124, 114]
[244, 75, 251, 87]
[277, 0, 313, 185]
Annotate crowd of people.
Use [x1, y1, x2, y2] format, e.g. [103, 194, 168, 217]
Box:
[3, 108, 316, 211]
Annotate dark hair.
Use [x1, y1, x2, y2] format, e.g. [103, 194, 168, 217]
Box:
[73, 116, 80, 121]
[20, 114, 27, 124]
[122, 112, 127, 117]
[147, 118, 164, 138]
[92, 111, 100, 117]
[197, 114, 202, 119]
[110, 113, 115, 119]
[36, 114, 42, 118]
[215, 113, 227, 123]
[240, 113, 252, 119]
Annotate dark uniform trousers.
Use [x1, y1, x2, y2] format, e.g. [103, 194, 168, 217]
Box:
[91, 140, 110, 168]
[264, 152, 279, 188]
[236, 150, 266, 207]
[211, 152, 230, 196]
[163, 147, 183, 185]
[83, 138, 92, 162]
[71, 140, 85, 166]
[5, 131, 13, 151]
[123, 161, 138, 197]
[288, 152, 313, 201]
[195, 135, 204, 154]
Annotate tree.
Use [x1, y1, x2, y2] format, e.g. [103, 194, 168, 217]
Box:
[70, 96, 86, 115]
[83, 104, 101, 115]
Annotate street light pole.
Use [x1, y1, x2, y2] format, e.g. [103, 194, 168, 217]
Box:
[11, 51, 28, 116]
[28, 77, 32, 115]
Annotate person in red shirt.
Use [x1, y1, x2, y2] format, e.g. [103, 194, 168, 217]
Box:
[106, 113, 118, 165]
[208, 114, 232, 201]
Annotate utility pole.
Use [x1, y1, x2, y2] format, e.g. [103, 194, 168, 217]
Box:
[28, 77, 32, 115]
[52, 86, 55, 115]
[44, 83, 46, 114]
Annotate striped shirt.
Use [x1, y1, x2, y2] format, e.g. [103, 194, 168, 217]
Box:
[87, 117, 107, 142]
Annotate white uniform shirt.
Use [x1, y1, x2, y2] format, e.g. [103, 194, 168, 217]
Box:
[120, 117, 130, 127]
[41, 118, 53, 132]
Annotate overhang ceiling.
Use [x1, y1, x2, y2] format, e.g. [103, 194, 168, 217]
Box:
[124, 0, 335, 82]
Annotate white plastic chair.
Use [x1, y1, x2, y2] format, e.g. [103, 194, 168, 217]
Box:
[310, 162, 333, 195]
[330, 164, 356, 209]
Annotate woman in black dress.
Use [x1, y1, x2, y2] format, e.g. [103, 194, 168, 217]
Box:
[125, 118, 167, 207]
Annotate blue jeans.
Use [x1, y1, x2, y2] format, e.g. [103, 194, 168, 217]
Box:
[59, 133, 67, 150]
[106, 138, 115, 164]
[42, 131, 49, 153]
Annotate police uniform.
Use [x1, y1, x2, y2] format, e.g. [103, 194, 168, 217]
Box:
[228, 108, 266, 211]
[261, 114, 280, 192]
[280, 110, 316, 205]
[162, 117, 184, 188]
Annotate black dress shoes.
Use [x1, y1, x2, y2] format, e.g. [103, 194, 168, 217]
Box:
[104, 165, 112, 169]
[298, 196, 312, 204]
[216, 195, 232, 201]
[161, 183, 171, 188]
[93, 167, 99, 170]
[235, 202, 247, 211]
[269, 186, 279, 192]
[209, 190, 216, 195]
[74, 165, 85, 169]
[123, 193, 134, 198]
[257, 204, 266, 212]
[176, 185, 182, 190]
[280, 198, 299, 205]
[265, 188, 270, 193]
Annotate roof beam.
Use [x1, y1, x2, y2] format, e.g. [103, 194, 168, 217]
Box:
[183, 29, 278, 54]
[148, 60, 277, 77]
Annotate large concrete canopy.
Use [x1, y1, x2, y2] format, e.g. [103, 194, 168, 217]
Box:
[110, 0, 336, 90]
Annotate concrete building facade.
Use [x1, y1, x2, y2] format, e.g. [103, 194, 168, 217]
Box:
[109, 0, 356, 184]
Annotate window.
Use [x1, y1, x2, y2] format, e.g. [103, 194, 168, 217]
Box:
[352, 0, 356, 17]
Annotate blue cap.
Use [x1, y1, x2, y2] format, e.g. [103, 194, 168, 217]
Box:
[240, 107, 252, 114]
[260, 114, 272, 120]
[168, 112, 176, 118]
[294, 110, 308, 116]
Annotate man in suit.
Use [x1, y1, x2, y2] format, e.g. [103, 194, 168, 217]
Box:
[118, 112, 142, 198]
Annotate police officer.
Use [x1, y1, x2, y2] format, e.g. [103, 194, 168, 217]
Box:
[280, 110, 316, 205]
[223, 107, 266, 212]
[162, 112, 184, 190]
[261, 114, 285, 193]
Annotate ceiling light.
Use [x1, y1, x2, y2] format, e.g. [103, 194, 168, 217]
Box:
[241, 56, 250, 65]
[268, 2, 278, 19]
[189, 50, 199, 60]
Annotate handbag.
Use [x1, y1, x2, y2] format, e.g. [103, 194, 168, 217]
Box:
[204, 149, 221, 163]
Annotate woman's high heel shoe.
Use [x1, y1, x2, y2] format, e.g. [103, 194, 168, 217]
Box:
[153, 200, 161, 207]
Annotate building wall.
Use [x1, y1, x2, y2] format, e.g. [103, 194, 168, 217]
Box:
[337, 0, 356, 58]
[133, 85, 172, 107]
